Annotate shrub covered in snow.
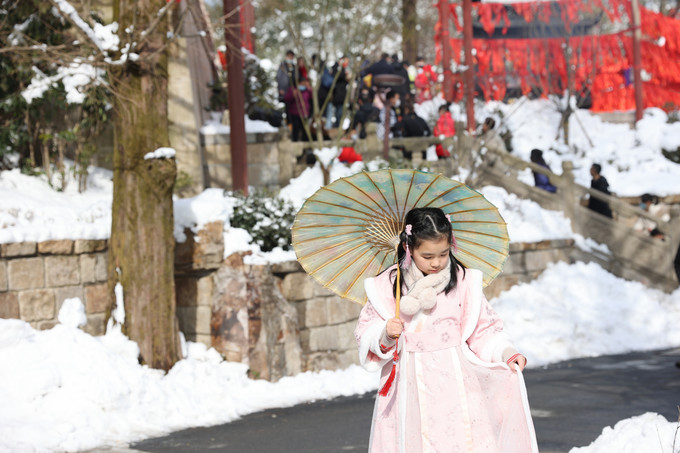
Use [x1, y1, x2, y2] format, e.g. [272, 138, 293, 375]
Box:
[229, 190, 297, 252]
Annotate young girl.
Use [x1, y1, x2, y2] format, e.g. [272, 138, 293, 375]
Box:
[355, 207, 538, 453]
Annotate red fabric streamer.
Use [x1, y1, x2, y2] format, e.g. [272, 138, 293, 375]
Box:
[378, 339, 399, 397]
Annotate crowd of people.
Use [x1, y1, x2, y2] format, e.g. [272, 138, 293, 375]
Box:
[274, 50, 440, 147]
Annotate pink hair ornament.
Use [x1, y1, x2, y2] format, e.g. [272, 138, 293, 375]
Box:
[402, 224, 412, 269]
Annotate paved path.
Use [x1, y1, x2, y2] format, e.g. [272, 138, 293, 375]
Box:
[122, 348, 680, 453]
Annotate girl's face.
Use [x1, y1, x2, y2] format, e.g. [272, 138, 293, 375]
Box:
[412, 236, 450, 275]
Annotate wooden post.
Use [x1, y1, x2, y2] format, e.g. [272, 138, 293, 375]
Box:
[631, 0, 644, 123]
[224, 0, 248, 194]
[463, 0, 476, 132]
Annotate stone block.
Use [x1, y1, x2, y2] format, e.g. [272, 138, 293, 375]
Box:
[304, 325, 345, 351]
[80, 254, 97, 284]
[45, 256, 80, 287]
[95, 253, 108, 282]
[85, 283, 109, 314]
[83, 313, 107, 336]
[484, 275, 521, 300]
[8, 257, 44, 290]
[313, 283, 336, 297]
[1, 242, 37, 258]
[0, 261, 6, 291]
[55, 286, 85, 311]
[18, 289, 55, 322]
[38, 240, 74, 255]
[296, 297, 329, 328]
[271, 260, 303, 275]
[502, 253, 524, 275]
[280, 272, 315, 301]
[336, 321, 358, 350]
[37, 320, 58, 331]
[177, 306, 211, 335]
[177, 274, 214, 308]
[0, 292, 20, 319]
[524, 249, 566, 272]
[175, 221, 225, 273]
[74, 239, 107, 254]
[328, 296, 362, 324]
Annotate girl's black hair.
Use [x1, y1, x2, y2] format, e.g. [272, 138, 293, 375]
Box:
[389, 207, 466, 298]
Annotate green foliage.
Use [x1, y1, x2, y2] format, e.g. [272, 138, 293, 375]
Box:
[229, 190, 297, 252]
[174, 170, 193, 193]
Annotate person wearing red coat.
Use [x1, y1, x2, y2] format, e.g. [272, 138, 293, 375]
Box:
[433, 104, 455, 158]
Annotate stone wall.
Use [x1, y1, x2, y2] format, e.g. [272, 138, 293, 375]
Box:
[0, 240, 109, 335]
[0, 232, 575, 381]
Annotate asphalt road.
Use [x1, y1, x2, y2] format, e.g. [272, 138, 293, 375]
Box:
[126, 348, 680, 453]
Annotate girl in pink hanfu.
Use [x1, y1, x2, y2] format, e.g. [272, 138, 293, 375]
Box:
[355, 207, 538, 453]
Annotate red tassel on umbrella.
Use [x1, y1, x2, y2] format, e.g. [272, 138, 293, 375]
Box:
[379, 338, 399, 397]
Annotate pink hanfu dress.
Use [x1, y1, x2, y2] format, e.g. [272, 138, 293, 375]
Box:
[355, 266, 538, 453]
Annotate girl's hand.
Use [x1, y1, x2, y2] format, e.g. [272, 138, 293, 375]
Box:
[508, 354, 527, 372]
[386, 317, 404, 339]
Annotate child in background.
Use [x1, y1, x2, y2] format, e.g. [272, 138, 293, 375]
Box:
[433, 103, 455, 159]
[355, 207, 538, 453]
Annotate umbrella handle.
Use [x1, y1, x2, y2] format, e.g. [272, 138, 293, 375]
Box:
[395, 244, 401, 320]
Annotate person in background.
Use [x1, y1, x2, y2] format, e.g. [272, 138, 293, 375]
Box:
[587, 163, 613, 218]
[475, 117, 507, 155]
[529, 149, 557, 193]
[433, 103, 455, 159]
[283, 78, 311, 142]
[633, 193, 670, 239]
[277, 49, 297, 102]
[376, 91, 400, 141]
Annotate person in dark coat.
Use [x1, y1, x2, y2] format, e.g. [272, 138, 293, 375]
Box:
[588, 163, 613, 218]
[324, 57, 351, 130]
[283, 78, 312, 142]
[362, 53, 395, 78]
[529, 149, 557, 193]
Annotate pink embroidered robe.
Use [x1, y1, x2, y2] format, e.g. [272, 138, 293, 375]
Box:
[355, 266, 538, 453]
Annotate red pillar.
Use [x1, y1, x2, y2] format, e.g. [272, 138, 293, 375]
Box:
[631, 0, 644, 123]
[439, 0, 453, 102]
[224, 0, 248, 193]
[463, 0, 476, 132]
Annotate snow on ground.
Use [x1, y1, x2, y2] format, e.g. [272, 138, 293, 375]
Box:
[417, 96, 680, 197]
[1, 260, 678, 452]
[1, 99, 680, 452]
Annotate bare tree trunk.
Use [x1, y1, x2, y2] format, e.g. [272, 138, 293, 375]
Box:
[109, 0, 181, 371]
[402, 0, 418, 63]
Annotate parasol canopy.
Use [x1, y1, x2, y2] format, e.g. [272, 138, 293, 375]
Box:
[292, 169, 509, 305]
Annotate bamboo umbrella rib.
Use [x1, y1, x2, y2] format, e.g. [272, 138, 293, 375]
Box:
[409, 174, 441, 209]
[308, 241, 371, 277]
[447, 207, 500, 216]
[457, 250, 503, 273]
[305, 199, 375, 219]
[293, 226, 364, 238]
[390, 171, 400, 219]
[400, 170, 417, 221]
[294, 223, 365, 232]
[452, 219, 507, 225]
[325, 246, 373, 286]
[364, 172, 400, 219]
[295, 235, 367, 260]
[296, 211, 372, 223]
[453, 228, 509, 241]
[421, 181, 466, 207]
[455, 236, 508, 256]
[438, 195, 478, 209]
[345, 176, 394, 217]
[367, 216, 398, 244]
[321, 186, 393, 217]
[341, 253, 382, 300]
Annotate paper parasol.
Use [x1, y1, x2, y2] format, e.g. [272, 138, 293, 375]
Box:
[291, 169, 509, 305]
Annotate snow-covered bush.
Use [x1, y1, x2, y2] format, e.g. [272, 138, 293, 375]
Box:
[228, 190, 297, 252]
